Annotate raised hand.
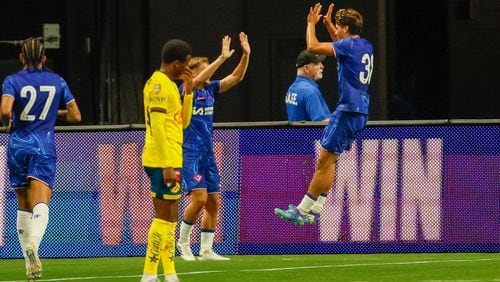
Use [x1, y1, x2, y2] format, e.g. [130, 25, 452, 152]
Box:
[323, 3, 335, 27]
[221, 35, 235, 59]
[307, 3, 323, 25]
[179, 67, 194, 93]
[239, 32, 251, 55]
[322, 3, 339, 41]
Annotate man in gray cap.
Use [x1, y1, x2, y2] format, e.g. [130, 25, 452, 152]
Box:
[285, 49, 330, 122]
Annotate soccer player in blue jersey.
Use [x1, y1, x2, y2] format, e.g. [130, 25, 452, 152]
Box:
[176, 33, 250, 261]
[275, 3, 374, 225]
[285, 49, 330, 122]
[1, 38, 81, 279]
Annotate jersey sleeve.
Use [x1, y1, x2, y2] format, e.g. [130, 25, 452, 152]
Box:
[332, 39, 350, 59]
[59, 77, 75, 104]
[207, 80, 221, 97]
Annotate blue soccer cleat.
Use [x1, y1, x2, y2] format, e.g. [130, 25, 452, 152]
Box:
[274, 204, 308, 225]
[306, 211, 320, 225]
[288, 204, 319, 225]
[287, 204, 320, 225]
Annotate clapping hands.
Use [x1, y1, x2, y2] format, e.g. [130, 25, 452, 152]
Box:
[239, 32, 251, 55]
[220, 35, 235, 59]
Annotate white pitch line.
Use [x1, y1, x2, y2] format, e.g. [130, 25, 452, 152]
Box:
[0, 270, 224, 282]
[242, 258, 497, 272]
[1, 258, 497, 282]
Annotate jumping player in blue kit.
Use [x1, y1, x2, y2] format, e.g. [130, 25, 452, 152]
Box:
[1, 38, 81, 279]
[177, 33, 250, 261]
[275, 3, 374, 225]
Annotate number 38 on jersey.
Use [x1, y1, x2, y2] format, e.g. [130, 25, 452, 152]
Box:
[359, 53, 374, 85]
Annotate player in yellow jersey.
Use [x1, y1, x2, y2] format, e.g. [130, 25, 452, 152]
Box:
[141, 39, 194, 282]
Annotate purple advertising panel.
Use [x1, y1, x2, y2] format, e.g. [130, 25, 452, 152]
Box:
[0, 124, 498, 258]
[238, 125, 499, 254]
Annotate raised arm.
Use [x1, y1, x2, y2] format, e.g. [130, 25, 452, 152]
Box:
[192, 35, 235, 89]
[323, 3, 340, 42]
[307, 3, 335, 57]
[179, 67, 195, 129]
[219, 32, 251, 93]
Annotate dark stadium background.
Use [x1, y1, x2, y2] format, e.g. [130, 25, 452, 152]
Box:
[0, 0, 498, 124]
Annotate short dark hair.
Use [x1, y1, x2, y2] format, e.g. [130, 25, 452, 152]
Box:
[160, 39, 192, 64]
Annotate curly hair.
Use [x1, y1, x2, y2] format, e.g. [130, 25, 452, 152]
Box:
[160, 39, 192, 64]
[335, 8, 364, 35]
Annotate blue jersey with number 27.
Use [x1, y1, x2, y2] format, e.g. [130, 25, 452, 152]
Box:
[2, 68, 75, 156]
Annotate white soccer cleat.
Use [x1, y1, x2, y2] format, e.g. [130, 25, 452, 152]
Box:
[140, 275, 160, 282]
[198, 249, 230, 261]
[25, 243, 42, 280]
[176, 242, 196, 261]
[164, 273, 180, 282]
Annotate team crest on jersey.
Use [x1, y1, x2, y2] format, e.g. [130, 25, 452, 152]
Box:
[193, 174, 203, 183]
[153, 84, 161, 93]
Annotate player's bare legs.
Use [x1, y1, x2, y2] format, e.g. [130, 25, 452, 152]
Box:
[152, 199, 178, 222]
[178, 191, 229, 260]
[198, 193, 229, 260]
[177, 189, 207, 261]
[275, 150, 338, 225]
[201, 194, 219, 229]
[183, 190, 208, 222]
[306, 150, 338, 198]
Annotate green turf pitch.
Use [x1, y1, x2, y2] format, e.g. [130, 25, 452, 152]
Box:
[0, 253, 498, 281]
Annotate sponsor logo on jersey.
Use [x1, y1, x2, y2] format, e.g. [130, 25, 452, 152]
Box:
[149, 96, 166, 103]
[193, 106, 214, 116]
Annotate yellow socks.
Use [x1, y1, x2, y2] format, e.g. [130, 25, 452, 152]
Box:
[143, 218, 177, 276]
[160, 221, 177, 275]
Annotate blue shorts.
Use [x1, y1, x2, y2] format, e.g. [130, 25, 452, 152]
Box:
[8, 150, 56, 190]
[144, 167, 182, 200]
[182, 149, 221, 194]
[320, 110, 368, 154]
